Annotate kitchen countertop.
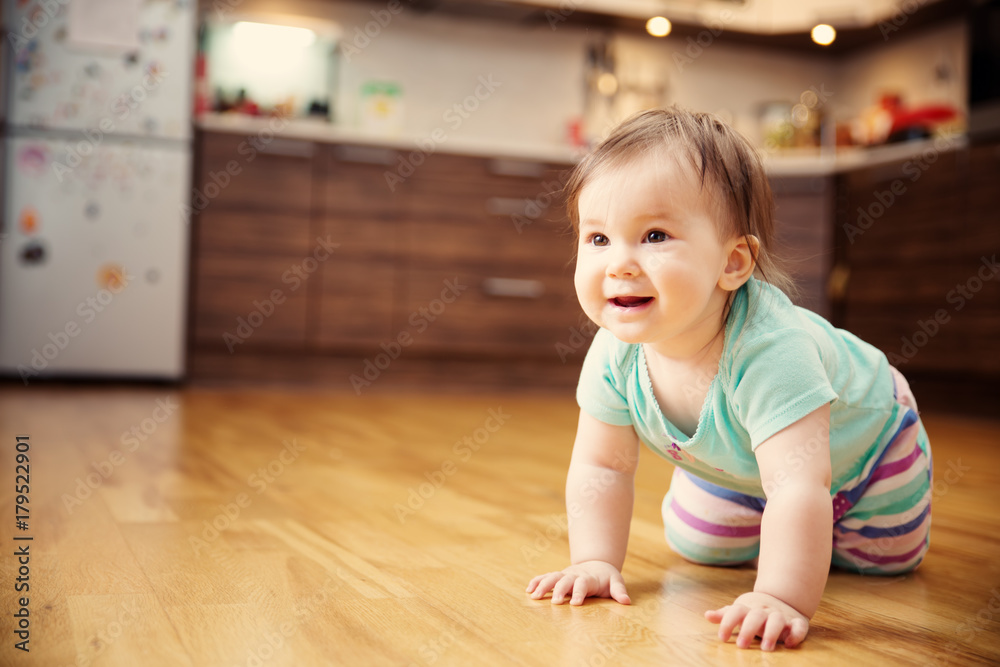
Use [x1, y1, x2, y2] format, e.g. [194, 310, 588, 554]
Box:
[196, 113, 968, 176]
[762, 133, 968, 177]
[196, 113, 586, 165]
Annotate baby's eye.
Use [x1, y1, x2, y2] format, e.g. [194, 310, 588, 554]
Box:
[588, 233, 609, 247]
[644, 230, 669, 243]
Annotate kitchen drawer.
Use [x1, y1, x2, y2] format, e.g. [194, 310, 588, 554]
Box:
[323, 144, 408, 219]
[406, 214, 575, 273]
[406, 181, 569, 227]
[197, 210, 311, 258]
[844, 305, 999, 374]
[197, 131, 315, 215]
[396, 266, 582, 357]
[966, 142, 1000, 254]
[843, 263, 979, 306]
[412, 151, 572, 186]
[322, 213, 402, 261]
[839, 151, 964, 263]
[192, 255, 309, 349]
[316, 258, 395, 347]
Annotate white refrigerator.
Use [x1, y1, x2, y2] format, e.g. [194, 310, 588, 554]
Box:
[0, 0, 195, 381]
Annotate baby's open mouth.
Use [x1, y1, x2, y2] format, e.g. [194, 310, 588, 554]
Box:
[611, 296, 653, 308]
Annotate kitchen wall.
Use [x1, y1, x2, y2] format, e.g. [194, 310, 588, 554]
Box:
[209, 0, 588, 147]
[202, 0, 967, 150]
[607, 31, 837, 145]
[833, 18, 967, 122]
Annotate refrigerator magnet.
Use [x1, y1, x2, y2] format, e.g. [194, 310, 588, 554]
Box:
[19, 241, 47, 265]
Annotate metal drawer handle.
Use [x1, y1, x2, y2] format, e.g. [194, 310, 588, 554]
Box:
[487, 158, 545, 178]
[258, 138, 315, 157]
[486, 197, 537, 217]
[334, 145, 398, 165]
[481, 277, 544, 299]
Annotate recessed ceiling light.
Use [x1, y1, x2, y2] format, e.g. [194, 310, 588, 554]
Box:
[646, 16, 672, 38]
[811, 24, 836, 46]
[596, 72, 618, 96]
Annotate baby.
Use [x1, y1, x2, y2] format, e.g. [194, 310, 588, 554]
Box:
[526, 108, 932, 651]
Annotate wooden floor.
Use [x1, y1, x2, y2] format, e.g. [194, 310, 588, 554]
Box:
[1, 385, 999, 666]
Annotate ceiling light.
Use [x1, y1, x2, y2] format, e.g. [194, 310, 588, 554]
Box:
[811, 24, 836, 46]
[233, 21, 316, 50]
[596, 72, 618, 96]
[646, 16, 672, 38]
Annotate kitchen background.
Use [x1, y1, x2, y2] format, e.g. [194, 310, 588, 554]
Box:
[198, 0, 968, 151]
[0, 0, 996, 414]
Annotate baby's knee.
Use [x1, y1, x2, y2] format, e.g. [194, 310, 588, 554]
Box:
[662, 517, 760, 567]
[665, 533, 758, 567]
[831, 548, 927, 576]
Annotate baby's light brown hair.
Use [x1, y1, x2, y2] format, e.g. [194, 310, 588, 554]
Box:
[565, 106, 796, 298]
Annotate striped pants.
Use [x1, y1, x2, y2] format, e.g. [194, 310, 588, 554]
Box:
[662, 368, 932, 575]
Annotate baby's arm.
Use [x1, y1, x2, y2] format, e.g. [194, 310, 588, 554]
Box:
[526, 410, 640, 605]
[706, 403, 833, 650]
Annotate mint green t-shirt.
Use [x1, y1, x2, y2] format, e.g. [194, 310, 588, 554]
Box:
[577, 277, 907, 497]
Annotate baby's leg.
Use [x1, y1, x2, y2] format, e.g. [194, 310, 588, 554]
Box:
[662, 468, 765, 566]
[832, 368, 932, 575]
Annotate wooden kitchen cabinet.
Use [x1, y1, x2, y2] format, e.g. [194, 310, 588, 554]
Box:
[190, 129, 581, 382]
[770, 175, 833, 318]
[190, 131, 316, 352]
[315, 144, 402, 347]
[398, 152, 581, 357]
[832, 143, 999, 375]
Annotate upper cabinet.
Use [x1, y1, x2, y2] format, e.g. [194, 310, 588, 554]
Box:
[449, 0, 951, 34]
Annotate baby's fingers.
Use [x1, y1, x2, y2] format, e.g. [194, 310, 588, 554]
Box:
[609, 578, 631, 605]
[704, 606, 728, 623]
[759, 611, 787, 651]
[714, 604, 749, 643]
[551, 575, 579, 604]
[781, 617, 810, 648]
[526, 572, 564, 599]
[569, 575, 594, 605]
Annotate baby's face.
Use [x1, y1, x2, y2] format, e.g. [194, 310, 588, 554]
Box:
[573, 152, 735, 350]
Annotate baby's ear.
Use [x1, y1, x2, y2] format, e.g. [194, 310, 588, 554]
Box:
[719, 234, 759, 291]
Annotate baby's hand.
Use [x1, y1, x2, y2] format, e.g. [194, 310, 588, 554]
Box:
[526, 560, 631, 606]
[705, 591, 810, 651]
